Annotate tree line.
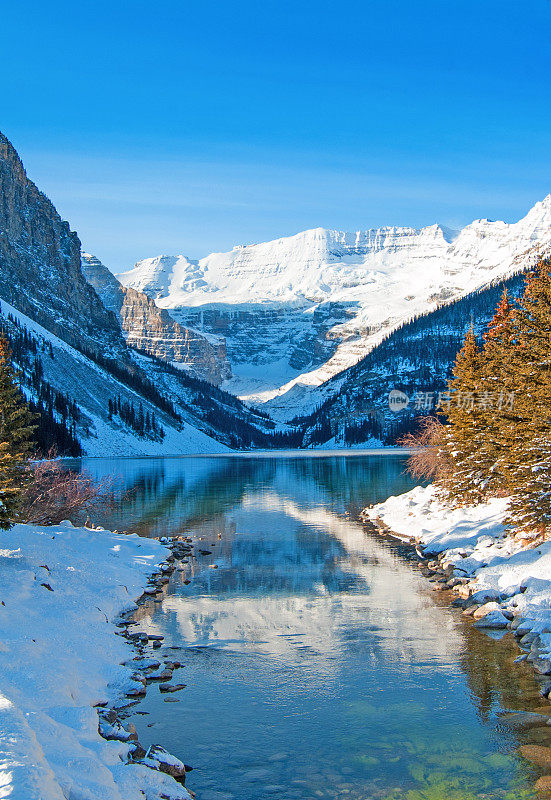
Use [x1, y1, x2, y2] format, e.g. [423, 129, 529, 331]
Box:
[292, 270, 528, 447]
[108, 395, 165, 441]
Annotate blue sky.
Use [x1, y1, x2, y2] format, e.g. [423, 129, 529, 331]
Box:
[2, 0, 551, 271]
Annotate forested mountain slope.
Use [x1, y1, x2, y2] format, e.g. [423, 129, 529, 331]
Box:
[296, 271, 528, 448]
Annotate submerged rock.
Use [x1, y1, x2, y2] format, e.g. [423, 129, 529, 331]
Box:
[520, 744, 551, 768]
[159, 683, 187, 693]
[498, 711, 550, 729]
[535, 775, 551, 792]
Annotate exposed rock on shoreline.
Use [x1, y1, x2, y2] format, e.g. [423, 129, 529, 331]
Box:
[0, 520, 193, 800]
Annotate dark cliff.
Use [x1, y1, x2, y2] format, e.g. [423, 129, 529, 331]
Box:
[0, 132, 125, 356]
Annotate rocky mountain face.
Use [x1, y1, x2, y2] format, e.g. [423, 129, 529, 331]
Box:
[0, 131, 279, 455]
[81, 254, 231, 385]
[0, 132, 125, 357]
[118, 199, 551, 415]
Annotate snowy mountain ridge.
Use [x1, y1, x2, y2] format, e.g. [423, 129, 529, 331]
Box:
[118, 223, 462, 306]
[117, 196, 551, 416]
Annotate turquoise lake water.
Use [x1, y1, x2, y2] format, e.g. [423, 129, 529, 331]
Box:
[82, 454, 547, 800]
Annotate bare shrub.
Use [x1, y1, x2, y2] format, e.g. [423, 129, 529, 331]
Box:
[398, 415, 451, 482]
[19, 455, 115, 526]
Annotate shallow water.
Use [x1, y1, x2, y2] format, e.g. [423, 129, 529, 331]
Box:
[84, 454, 549, 800]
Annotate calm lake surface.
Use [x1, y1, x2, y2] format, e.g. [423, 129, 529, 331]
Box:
[83, 454, 547, 800]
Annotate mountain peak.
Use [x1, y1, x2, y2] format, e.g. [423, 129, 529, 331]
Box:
[515, 194, 551, 230]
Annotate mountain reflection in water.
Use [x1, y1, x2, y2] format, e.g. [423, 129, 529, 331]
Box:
[80, 454, 544, 800]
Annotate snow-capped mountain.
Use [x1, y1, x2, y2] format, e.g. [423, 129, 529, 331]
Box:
[81, 253, 231, 385]
[0, 130, 288, 455]
[118, 198, 551, 417]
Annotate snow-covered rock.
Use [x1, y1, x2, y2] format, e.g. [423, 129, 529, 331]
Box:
[364, 485, 551, 677]
[474, 609, 509, 629]
[0, 522, 191, 800]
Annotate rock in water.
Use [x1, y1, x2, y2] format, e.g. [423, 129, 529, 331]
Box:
[535, 775, 551, 792]
[498, 711, 550, 729]
[520, 745, 551, 769]
[473, 609, 509, 629]
[143, 744, 187, 780]
[159, 683, 187, 693]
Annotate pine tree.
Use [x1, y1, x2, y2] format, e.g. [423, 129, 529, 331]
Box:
[503, 259, 551, 535]
[474, 289, 519, 495]
[0, 337, 36, 527]
[438, 326, 486, 504]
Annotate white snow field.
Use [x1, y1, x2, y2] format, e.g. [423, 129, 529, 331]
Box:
[0, 523, 191, 800]
[366, 485, 551, 663]
[118, 196, 551, 416]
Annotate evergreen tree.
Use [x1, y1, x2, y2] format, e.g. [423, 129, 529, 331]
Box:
[0, 337, 36, 527]
[438, 326, 486, 504]
[475, 289, 519, 495]
[503, 259, 551, 534]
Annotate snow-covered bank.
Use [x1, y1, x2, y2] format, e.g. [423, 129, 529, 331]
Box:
[0, 522, 192, 800]
[364, 486, 551, 672]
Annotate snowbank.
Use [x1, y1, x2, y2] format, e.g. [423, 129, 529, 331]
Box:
[0, 522, 191, 800]
[364, 485, 551, 673]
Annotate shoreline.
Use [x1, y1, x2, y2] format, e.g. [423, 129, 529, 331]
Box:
[108, 534, 199, 797]
[69, 447, 412, 461]
[98, 535, 195, 800]
[0, 521, 194, 800]
[362, 484, 551, 794]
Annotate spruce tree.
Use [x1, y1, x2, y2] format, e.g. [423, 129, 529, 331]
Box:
[504, 259, 551, 535]
[0, 336, 36, 527]
[438, 326, 486, 504]
[475, 289, 519, 495]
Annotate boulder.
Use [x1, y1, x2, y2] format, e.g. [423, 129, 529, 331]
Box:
[473, 601, 501, 620]
[143, 744, 187, 780]
[533, 657, 551, 676]
[465, 588, 501, 608]
[474, 610, 509, 629]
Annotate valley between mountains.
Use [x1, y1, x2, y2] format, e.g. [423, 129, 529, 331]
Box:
[1, 128, 550, 455]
